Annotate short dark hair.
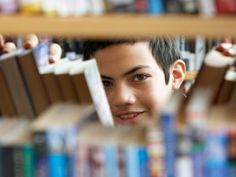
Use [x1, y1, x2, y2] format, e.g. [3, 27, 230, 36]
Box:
[82, 37, 181, 84]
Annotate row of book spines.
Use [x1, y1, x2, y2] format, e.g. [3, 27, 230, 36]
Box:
[1, 128, 235, 177]
[0, 140, 150, 177]
[0, 68, 92, 118]
[0, 144, 34, 177]
[176, 36, 232, 72]
[1, 0, 235, 16]
[161, 114, 236, 177]
[0, 0, 164, 16]
[0, 49, 51, 119]
[0, 47, 92, 118]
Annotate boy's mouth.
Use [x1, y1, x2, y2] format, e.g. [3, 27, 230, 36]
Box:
[114, 111, 145, 124]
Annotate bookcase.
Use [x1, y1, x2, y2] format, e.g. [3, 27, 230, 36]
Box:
[0, 13, 236, 177]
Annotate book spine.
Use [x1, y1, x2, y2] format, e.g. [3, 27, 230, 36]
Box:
[33, 131, 48, 177]
[104, 144, 119, 177]
[17, 49, 50, 116]
[135, 0, 148, 12]
[0, 146, 3, 177]
[0, 56, 35, 118]
[41, 73, 64, 104]
[148, 0, 164, 14]
[138, 146, 149, 177]
[227, 130, 236, 177]
[0, 0, 18, 14]
[117, 147, 125, 177]
[205, 128, 228, 177]
[198, 0, 216, 17]
[124, 145, 140, 177]
[23, 144, 34, 177]
[64, 125, 80, 177]
[71, 74, 92, 104]
[46, 128, 67, 177]
[13, 146, 25, 177]
[175, 128, 193, 177]
[215, 0, 236, 14]
[194, 36, 206, 71]
[0, 68, 17, 116]
[146, 126, 165, 177]
[1, 146, 14, 177]
[56, 74, 79, 103]
[75, 142, 91, 177]
[161, 113, 175, 177]
[191, 144, 205, 177]
[89, 144, 105, 177]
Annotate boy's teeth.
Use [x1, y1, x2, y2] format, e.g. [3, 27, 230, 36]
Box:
[119, 113, 137, 119]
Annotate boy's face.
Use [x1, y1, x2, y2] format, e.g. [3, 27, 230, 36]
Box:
[94, 42, 174, 125]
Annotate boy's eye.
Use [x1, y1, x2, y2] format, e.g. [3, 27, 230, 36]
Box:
[133, 74, 150, 81]
[102, 80, 113, 87]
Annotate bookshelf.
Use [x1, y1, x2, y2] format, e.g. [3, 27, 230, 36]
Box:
[0, 14, 236, 39]
[0, 12, 236, 177]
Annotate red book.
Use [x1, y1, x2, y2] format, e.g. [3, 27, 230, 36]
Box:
[215, 0, 236, 14]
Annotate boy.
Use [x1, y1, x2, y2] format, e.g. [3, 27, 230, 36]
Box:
[83, 38, 186, 125]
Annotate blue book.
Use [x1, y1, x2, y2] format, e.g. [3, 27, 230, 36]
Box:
[138, 146, 149, 177]
[104, 144, 119, 177]
[148, 0, 164, 14]
[125, 145, 140, 177]
[161, 113, 175, 177]
[47, 128, 67, 177]
[205, 129, 228, 177]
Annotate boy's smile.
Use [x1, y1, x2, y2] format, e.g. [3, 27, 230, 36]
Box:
[93, 42, 174, 124]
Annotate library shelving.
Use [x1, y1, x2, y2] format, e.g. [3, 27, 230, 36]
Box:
[0, 14, 236, 39]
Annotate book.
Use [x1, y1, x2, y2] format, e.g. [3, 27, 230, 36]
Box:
[215, 67, 236, 104]
[215, 0, 236, 14]
[0, 68, 17, 117]
[17, 47, 50, 116]
[0, 119, 32, 177]
[69, 59, 114, 126]
[54, 60, 80, 103]
[135, 0, 148, 12]
[198, 0, 216, 17]
[148, 0, 164, 15]
[185, 44, 235, 107]
[39, 63, 64, 104]
[31, 103, 96, 177]
[0, 50, 35, 118]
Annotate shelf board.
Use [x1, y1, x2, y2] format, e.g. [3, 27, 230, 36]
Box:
[185, 71, 197, 80]
[0, 14, 236, 38]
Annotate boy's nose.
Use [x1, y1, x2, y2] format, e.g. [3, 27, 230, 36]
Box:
[110, 84, 136, 108]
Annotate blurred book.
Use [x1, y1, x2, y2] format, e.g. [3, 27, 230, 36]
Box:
[0, 49, 35, 118]
[70, 59, 114, 126]
[32, 103, 96, 177]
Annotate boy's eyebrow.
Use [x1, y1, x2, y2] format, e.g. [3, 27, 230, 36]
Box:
[101, 65, 150, 80]
[123, 65, 150, 76]
[101, 75, 113, 80]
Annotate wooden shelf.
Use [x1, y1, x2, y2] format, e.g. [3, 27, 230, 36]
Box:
[185, 71, 197, 80]
[0, 14, 236, 38]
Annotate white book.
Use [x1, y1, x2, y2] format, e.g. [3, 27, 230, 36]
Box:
[89, 0, 105, 15]
[194, 36, 206, 71]
[198, 0, 216, 17]
[69, 59, 114, 126]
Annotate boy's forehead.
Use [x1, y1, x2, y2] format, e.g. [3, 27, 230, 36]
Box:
[94, 42, 159, 76]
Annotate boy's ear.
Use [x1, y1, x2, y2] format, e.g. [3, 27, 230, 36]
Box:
[171, 59, 186, 90]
